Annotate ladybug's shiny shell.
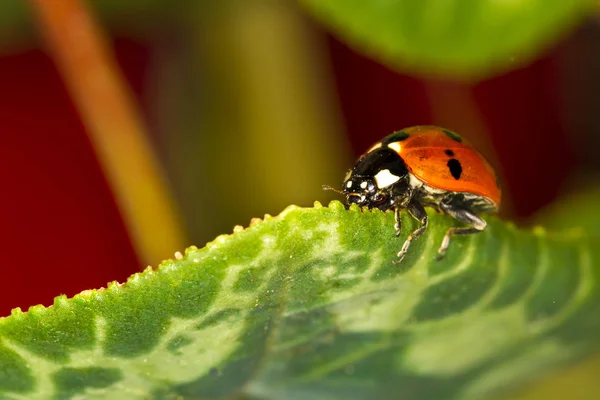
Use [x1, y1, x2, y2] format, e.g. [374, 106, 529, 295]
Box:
[375, 125, 501, 207]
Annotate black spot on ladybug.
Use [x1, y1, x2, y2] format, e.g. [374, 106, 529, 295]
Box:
[444, 149, 454, 157]
[443, 129, 462, 143]
[447, 159, 462, 180]
[382, 130, 409, 145]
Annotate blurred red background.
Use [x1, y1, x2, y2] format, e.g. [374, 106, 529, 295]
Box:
[0, 15, 594, 316]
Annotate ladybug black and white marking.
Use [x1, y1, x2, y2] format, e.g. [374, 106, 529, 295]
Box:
[325, 125, 501, 262]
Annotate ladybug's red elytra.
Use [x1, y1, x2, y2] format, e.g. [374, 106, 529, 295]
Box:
[325, 126, 501, 262]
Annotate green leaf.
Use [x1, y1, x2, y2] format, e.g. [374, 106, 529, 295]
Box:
[300, 0, 596, 80]
[1, 201, 599, 399]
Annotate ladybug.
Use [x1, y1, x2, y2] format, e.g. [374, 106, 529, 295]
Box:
[325, 126, 501, 262]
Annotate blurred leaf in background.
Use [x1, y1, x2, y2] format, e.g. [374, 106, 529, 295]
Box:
[300, 0, 597, 80]
[533, 181, 600, 238]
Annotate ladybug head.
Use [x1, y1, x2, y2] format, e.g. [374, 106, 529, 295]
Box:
[343, 175, 389, 209]
[340, 148, 410, 211]
[342, 175, 379, 206]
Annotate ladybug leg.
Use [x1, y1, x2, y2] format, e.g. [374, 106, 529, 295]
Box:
[394, 206, 402, 237]
[437, 202, 486, 260]
[394, 201, 428, 264]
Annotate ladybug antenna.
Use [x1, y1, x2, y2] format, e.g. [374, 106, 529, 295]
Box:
[322, 184, 344, 195]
